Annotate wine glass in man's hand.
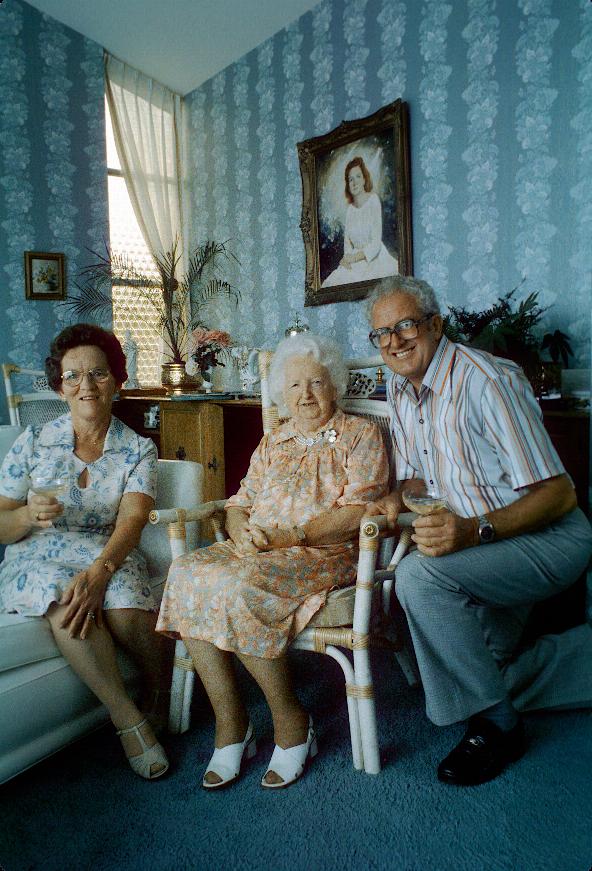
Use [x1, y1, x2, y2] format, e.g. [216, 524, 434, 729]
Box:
[401, 483, 447, 515]
[401, 483, 448, 558]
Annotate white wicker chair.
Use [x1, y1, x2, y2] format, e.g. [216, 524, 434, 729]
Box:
[2, 364, 68, 427]
[151, 352, 419, 773]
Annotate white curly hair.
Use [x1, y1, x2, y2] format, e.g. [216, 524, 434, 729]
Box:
[268, 333, 349, 413]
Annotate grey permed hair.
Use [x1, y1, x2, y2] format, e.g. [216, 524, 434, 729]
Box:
[269, 333, 349, 411]
[365, 275, 441, 322]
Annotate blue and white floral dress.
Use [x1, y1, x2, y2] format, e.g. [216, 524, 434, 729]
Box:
[0, 414, 158, 616]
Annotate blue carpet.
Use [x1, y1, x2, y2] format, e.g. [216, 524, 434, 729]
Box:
[1, 650, 591, 871]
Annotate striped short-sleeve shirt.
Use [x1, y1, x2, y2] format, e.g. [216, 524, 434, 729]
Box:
[387, 337, 567, 518]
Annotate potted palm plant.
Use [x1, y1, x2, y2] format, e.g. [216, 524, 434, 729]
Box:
[63, 238, 239, 393]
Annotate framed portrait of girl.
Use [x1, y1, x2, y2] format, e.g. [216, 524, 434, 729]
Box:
[298, 100, 413, 306]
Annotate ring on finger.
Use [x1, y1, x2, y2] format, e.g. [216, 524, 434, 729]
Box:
[87, 611, 95, 621]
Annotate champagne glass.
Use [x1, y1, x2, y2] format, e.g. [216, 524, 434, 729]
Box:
[29, 467, 69, 531]
[401, 483, 447, 515]
[30, 473, 68, 499]
[401, 484, 447, 559]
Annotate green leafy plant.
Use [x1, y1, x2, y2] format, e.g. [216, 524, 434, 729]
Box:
[443, 286, 547, 370]
[443, 287, 577, 397]
[540, 330, 573, 368]
[62, 238, 239, 364]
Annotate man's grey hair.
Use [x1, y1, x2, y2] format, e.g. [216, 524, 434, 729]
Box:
[268, 332, 349, 411]
[365, 275, 441, 322]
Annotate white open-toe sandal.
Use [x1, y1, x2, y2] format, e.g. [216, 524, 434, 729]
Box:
[116, 718, 169, 780]
[202, 722, 256, 790]
[261, 716, 317, 789]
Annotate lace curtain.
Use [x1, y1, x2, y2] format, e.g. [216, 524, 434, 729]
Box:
[104, 52, 187, 262]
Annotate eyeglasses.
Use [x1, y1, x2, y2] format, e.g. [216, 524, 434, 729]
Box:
[368, 313, 435, 349]
[61, 367, 111, 387]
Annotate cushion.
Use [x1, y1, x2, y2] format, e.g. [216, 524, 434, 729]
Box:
[140, 459, 203, 578]
[307, 584, 381, 629]
[0, 577, 164, 675]
[0, 613, 62, 673]
[308, 586, 356, 628]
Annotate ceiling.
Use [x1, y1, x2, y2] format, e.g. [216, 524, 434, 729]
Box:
[25, 0, 321, 95]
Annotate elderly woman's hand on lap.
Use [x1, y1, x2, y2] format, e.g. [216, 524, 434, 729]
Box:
[225, 506, 261, 554]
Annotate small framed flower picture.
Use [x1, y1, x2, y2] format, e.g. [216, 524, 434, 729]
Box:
[24, 251, 66, 301]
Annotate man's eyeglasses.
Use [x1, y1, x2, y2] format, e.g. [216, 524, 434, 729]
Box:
[368, 313, 435, 349]
[61, 368, 111, 387]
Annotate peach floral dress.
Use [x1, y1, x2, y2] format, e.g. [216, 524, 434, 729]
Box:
[156, 409, 388, 658]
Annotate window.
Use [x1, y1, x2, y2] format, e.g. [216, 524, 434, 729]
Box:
[106, 99, 161, 386]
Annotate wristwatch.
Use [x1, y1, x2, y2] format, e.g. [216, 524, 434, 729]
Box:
[477, 515, 495, 544]
[103, 559, 117, 574]
[293, 526, 307, 544]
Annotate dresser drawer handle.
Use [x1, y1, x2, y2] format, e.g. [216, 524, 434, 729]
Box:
[176, 446, 186, 461]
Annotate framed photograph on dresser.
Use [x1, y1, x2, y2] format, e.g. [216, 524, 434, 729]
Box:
[297, 99, 413, 307]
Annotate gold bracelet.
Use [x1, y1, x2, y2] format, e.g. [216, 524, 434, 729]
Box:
[103, 559, 116, 574]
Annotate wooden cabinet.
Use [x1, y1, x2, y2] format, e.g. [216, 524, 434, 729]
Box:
[160, 402, 225, 502]
[531, 405, 590, 636]
[113, 394, 263, 502]
[541, 408, 589, 513]
[221, 403, 264, 496]
[112, 396, 162, 455]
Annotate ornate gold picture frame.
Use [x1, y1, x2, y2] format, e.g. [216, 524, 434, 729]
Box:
[298, 100, 413, 307]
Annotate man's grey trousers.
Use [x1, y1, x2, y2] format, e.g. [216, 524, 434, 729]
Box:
[396, 508, 592, 725]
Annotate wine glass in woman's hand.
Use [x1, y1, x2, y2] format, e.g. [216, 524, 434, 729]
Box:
[29, 468, 68, 530]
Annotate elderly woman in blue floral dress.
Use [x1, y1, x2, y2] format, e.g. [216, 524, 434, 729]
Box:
[0, 324, 169, 779]
[157, 333, 388, 789]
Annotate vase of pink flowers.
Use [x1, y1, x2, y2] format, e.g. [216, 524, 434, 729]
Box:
[188, 326, 233, 391]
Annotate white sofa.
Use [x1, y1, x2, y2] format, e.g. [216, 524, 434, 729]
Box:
[0, 454, 203, 785]
[0, 611, 140, 784]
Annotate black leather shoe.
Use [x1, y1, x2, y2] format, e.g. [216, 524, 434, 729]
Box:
[437, 717, 526, 786]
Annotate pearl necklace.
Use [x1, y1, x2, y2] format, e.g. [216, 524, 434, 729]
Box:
[293, 428, 337, 449]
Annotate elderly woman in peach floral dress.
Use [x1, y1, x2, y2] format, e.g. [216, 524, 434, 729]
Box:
[157, 333, 388, 789]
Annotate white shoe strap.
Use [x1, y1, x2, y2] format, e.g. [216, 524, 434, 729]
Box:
[267, 738, 309, 782]
[207, 741, 247, 781]
[205, 723, 254, 781]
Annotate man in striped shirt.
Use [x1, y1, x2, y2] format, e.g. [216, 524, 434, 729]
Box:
[365, 275, 592, 786]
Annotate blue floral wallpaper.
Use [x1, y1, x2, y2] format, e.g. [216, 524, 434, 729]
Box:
[186, 0, 591, 366]
[0, 0, 590, 416]
[0, 0, 108, 420]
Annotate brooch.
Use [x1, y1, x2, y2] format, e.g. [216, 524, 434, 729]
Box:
[294, 428, 337, 449]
